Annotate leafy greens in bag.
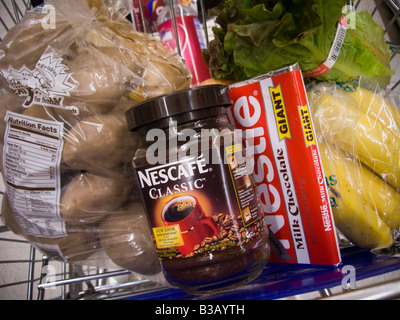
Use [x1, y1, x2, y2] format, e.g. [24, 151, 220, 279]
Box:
[205, 0, 394, 87]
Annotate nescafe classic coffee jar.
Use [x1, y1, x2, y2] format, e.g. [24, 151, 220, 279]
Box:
[125, 85, 270, 295]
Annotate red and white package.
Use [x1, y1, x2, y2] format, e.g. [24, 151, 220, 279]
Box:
[227, 64, 341, 265]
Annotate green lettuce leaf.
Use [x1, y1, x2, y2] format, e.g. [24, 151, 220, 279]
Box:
[205, 0, 394, 86]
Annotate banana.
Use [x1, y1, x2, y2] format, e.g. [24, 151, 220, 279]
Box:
[349, 87, 400, 138]
[359, 163, 400, 230]
[318, 139, 393, 249]
[321, 138, 400, 230]
[310, 90, 400, 191]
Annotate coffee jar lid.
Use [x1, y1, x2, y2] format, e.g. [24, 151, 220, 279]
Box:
[125, 85, 232, 131]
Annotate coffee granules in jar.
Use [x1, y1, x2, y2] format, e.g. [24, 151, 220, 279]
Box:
[125, 85, 270, 295]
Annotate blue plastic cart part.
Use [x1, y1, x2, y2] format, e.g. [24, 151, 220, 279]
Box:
[125, 246, 400, 300]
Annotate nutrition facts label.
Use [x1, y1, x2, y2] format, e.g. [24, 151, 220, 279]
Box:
[3, 111, 66, 238]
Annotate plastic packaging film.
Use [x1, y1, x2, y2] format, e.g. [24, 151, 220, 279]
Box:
[0, 0, 191, 281]
[1, 0, 400, 288]
[308, 79, 400, 252]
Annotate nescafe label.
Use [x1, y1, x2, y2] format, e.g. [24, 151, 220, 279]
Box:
[134, 144, 262, 259]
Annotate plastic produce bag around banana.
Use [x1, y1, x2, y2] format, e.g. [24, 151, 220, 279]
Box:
[308, 81, 400, 191]
[308, 79, 400, 251]
[317, 138, 393, 250]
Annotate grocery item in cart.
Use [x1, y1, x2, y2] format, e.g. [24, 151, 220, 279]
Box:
[308, 79, 400, 250]
[131, 0, 201, 33]
[0, 0, 191, 279]
[131, 0, 166, 32]
[131, 0, 211, 86]
[205, 0, 394, 87]
[126, 85, 270, 294]
[99, 201, 162, 275]
[227, 64, 341, 265]
[156, 1, 211, 86]
[1, 195, 101, 263]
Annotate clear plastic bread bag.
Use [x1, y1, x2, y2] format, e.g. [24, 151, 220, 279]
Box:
[0, 0, 192, 283]
[307, 78, 400, 255]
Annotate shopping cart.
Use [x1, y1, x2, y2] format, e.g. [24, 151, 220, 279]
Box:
[0, 0, 400, 300]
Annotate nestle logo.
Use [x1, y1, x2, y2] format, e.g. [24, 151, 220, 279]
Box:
[227, 82, 282, 215]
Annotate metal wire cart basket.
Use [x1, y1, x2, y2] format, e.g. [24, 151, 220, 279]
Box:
[1, 0, 400, 300]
